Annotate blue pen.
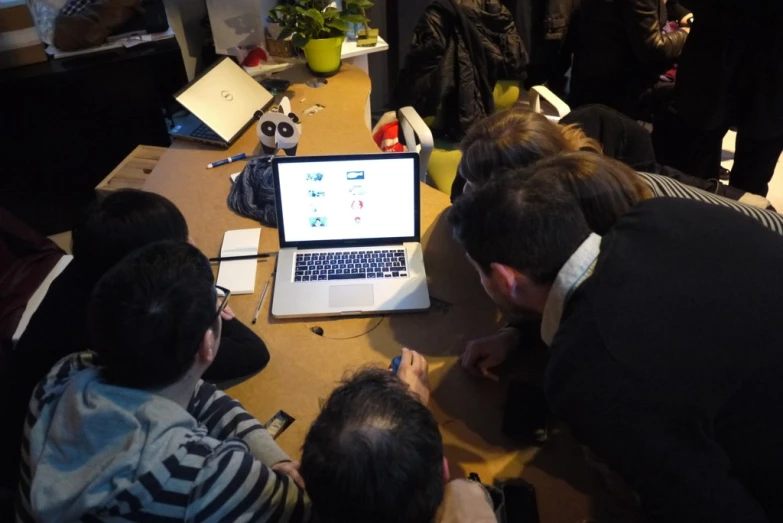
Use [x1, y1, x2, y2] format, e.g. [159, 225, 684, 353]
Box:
[390, 356, 402, 374]
[206, 153, 247, 169]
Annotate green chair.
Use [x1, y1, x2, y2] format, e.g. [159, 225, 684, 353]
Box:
[398, 83, 570, 195]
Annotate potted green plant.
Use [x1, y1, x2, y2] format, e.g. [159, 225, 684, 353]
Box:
[269, 0, 374, 76]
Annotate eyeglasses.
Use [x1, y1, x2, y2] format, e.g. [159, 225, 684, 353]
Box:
[196, 285, 231, 349]
[215, 285, 231, 319]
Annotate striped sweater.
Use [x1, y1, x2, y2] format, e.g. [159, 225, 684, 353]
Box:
[638, 172, 783, 235]
[16, 353, 310, 522]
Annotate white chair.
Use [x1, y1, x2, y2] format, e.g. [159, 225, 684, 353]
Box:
[528, 85, 571, 122]
[393, 87, 571, 189]
[396, 106, 434, 183]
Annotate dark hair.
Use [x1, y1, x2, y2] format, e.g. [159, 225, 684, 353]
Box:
[512, 153, 653, 235]
[301, 368, 444, 523]
[87, 241, 217, 389]
[448, 175, 591, 283]
[72, 190, 189, 276]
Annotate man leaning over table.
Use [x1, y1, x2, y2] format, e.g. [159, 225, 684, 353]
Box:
[450, 171, 783, 522]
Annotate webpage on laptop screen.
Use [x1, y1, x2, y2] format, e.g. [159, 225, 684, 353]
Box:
[277, 157, 416, 244]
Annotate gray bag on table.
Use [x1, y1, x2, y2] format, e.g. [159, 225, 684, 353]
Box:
[227, 155, 278, 227]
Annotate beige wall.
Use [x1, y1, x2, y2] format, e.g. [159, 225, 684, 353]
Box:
[163, 0, 207, 80]
[205, 0, 279, 56]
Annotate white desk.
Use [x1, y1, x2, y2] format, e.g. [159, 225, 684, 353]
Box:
[341, 36, 389, 75]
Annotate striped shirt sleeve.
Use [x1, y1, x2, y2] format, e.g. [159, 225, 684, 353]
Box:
[188, 380, 289, 466]
[187, 443, 310, 523]
[638, 172, 783, 235]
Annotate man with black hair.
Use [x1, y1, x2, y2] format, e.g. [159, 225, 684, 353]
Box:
[17, 241, 308, 521]
[301, 357, 496, 523]
[450, 173, 783, 521]
[1, 190, 270, 493]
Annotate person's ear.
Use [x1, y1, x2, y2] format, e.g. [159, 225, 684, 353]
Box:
[197, 324, 219, 364]
[187, 236, 197, 247]
[442, 456, 450, 483]
[490, 262, 518, 292]
[490, 263, 532, 301]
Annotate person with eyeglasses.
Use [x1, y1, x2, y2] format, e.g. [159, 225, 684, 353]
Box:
[16, 241, 309, 521]
[0, 190, 272, 498]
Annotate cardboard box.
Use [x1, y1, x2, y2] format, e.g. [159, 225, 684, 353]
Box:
[0, 1, 47, 70]
[95, 145, 168, 200]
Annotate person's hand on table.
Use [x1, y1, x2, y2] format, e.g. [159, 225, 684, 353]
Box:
[220, 303, 235, 321]
[461, 327, 519, 380]
[271, 460, 305, 489]
[397, 347, 431, 405]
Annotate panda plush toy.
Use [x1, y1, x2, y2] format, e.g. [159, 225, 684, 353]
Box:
[255, 97, 302, 156]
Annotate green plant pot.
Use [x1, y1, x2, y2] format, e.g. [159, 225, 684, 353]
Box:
[303, 36, 345, 76]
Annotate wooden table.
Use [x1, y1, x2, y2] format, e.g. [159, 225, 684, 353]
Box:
[144, 64, 642, 523]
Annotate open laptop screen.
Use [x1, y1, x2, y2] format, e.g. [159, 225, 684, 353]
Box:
[273, 153, 420, 248]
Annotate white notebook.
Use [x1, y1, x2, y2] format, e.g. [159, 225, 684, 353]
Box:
[216, 228, 261, 294]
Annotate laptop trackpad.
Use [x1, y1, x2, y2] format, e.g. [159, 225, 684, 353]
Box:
[329, 285, 374, 308]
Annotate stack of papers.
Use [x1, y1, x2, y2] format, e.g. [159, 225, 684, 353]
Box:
[47, 28, 175, 59]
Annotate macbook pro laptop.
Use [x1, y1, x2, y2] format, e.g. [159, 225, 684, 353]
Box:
[170, 57, 274, 148]
[271, 152, 430, 318]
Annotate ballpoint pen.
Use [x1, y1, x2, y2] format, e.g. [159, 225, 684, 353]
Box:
[209, 252, 273, 263]
[252, 281, 270, 324]
[207, 153, 247, 169]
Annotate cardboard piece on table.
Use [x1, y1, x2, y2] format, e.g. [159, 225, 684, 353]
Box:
[256, 96, 302, 156]
[216, 228, 261, 294]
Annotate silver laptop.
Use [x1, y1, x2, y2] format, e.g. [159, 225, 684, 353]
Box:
[271, 153, 430, 318]
[170, 57, 274, 148]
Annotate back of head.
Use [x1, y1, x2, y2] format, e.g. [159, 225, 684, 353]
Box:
[301, 369, 444, 523]
[88, 241, 216, 389]
[458, 107, 602, 187]
[448, 174, 591, 283]
[72, 190, 189, 276]
[520, 152, 652, 235]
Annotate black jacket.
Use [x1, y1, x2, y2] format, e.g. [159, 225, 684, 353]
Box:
[675, 0, 783, 139]
[570, 0, 688, 116]
[548, 198, 783, 522]
[395, 0, 527, 141]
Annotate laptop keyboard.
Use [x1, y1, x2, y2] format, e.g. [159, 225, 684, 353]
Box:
[191, 122, 222, 141]
[294, 249, 408, 282]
